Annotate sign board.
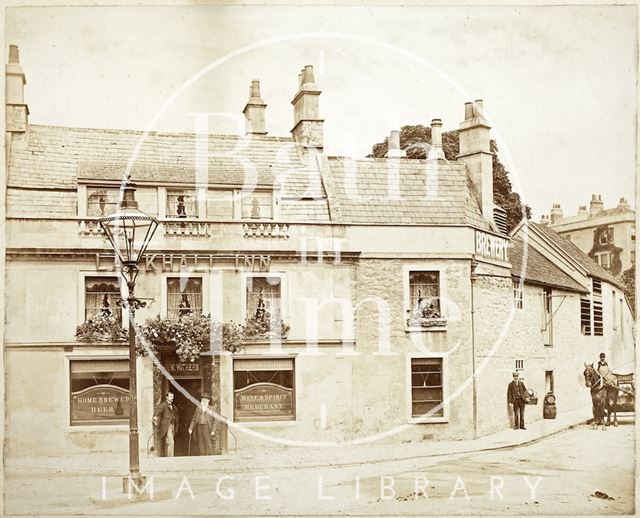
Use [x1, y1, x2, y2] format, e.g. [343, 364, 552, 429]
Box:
[234, 382, 294, 421]
[71, 384, 130, 424]
[475, 230, 509, 262]
[96, 253, 271, 273]
[165, 360, 201, 378]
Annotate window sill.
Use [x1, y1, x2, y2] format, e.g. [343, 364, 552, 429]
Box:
[408, 417, 449, 424]
[405, 326, 447, 333]
[66, 424, 129, 433]
[232, 420, 297, 427]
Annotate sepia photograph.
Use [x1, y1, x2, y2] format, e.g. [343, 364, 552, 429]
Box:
[2, 2, 637, 516]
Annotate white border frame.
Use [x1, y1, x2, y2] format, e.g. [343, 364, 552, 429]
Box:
[402, 262, 449, 333]
[64, 352, 129, 432]
[406, 352, 449, 424]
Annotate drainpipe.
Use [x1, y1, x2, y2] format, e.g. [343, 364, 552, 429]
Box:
[470, 258, 479, 440]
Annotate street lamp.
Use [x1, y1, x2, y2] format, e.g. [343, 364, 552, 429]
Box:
[99, 181, 159, 492]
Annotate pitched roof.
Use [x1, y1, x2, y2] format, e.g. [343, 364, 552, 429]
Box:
[321, 157, 492, 228]
[530, 222, 625, 289]
[552, 206, 635, 227]
[7, 124, 493, 229]
[7, 124, 330, 221]
[510, 238, 587, 293]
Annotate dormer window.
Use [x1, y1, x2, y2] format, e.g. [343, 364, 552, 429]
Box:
[241, 191, 273, 220]
[167, 189, 197, 219]
[87, 187, 119, 217]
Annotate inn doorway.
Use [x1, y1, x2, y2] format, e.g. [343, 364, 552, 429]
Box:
[156, 352, 203, 457]
[172, 378, 202, 456]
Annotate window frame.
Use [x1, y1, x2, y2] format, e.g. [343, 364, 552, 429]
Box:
[165, 187, 200, 220]
[64, 354, 130, 432]
[406, 353, 449, 424]
[512, 279, 523, 310]
[77, 271, 127, 328]
[160, 272, 209, 319]
[239, 188, 276, 221]
[403, 264, 448, 333]
[240, 272, 287, 324]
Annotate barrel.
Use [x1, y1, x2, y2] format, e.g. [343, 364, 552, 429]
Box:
[543, 392, 557, 419]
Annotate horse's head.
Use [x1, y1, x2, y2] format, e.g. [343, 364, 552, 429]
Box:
[583, 363, 597, 387]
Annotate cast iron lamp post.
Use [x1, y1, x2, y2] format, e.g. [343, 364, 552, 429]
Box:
[98, 182, 159, 492]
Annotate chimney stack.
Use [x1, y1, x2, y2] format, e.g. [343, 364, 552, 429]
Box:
[550, 202, 563, 224]
[577, 205, 587, 214]
[291, 65, 323, 151]
[427, 118, 445, 161]
[5, 44, 29, 140]
[386, 129, 406, 158]
[243, 79, 267, 135]
[540, 214, 550, 226]
[618, 197, 630, 209]
[589, 194, 604, 215]
[458, 99, 493, 220]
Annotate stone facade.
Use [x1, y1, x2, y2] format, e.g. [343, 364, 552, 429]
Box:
[4, 47, 635, 460]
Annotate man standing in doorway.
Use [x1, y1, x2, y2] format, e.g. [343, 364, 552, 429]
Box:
[153, 391, 179, 457]
[189, 393, 216, 455]
[507, 372, 528, 430]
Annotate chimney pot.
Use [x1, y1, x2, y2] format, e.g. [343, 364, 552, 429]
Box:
[250, 79, 261, 99]
[473, 99, 484, 117]
[464, 102, 474, 120]
[386, 129, 406, 158]
[428, 118, 445, 161]
[8, 44, 19, 64]
[302, 65, 315, 85]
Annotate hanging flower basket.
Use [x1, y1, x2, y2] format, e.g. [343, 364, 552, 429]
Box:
[136, 314, 245, 363]
[75, 315, 127, 343]
[243, 313, 290, 340]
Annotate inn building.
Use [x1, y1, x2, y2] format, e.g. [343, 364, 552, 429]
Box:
[4, 45, 635, 460]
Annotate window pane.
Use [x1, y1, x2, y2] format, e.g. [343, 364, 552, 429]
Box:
[410, 358, 444, 418]
[246, 276, 281, 320]
[87, 188, 119, 217]
[206, 189, 234, 219]
[167, 278, 202, 319]
[167, 189, 198, 218]
[70, 359, 130, 426]
[241, 191, 273, 219]
[412, 401, 444, 418]
[233, 358, 294, 421]
[85, 277, 122, 322]
[408, 271, 441, 323]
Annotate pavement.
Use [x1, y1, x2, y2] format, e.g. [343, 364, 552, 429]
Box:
[6, 405, 592, 476]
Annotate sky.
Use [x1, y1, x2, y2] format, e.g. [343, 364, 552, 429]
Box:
[5, 4, 637, 219]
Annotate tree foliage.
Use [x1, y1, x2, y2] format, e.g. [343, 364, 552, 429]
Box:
[368, 125, 531, 232]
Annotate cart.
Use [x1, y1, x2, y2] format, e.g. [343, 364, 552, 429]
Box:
[612, 372, 635, 414]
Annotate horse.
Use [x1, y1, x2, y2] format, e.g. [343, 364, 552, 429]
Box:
[583, 363, 619, 429]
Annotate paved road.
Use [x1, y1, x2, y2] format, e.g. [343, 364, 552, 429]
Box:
[5, 419, 635, 516]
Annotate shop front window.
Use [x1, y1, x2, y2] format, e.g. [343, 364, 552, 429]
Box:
[233, 358, 295, 422]
[70, 359, 129, 426]
[167, 277, 203, 319]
